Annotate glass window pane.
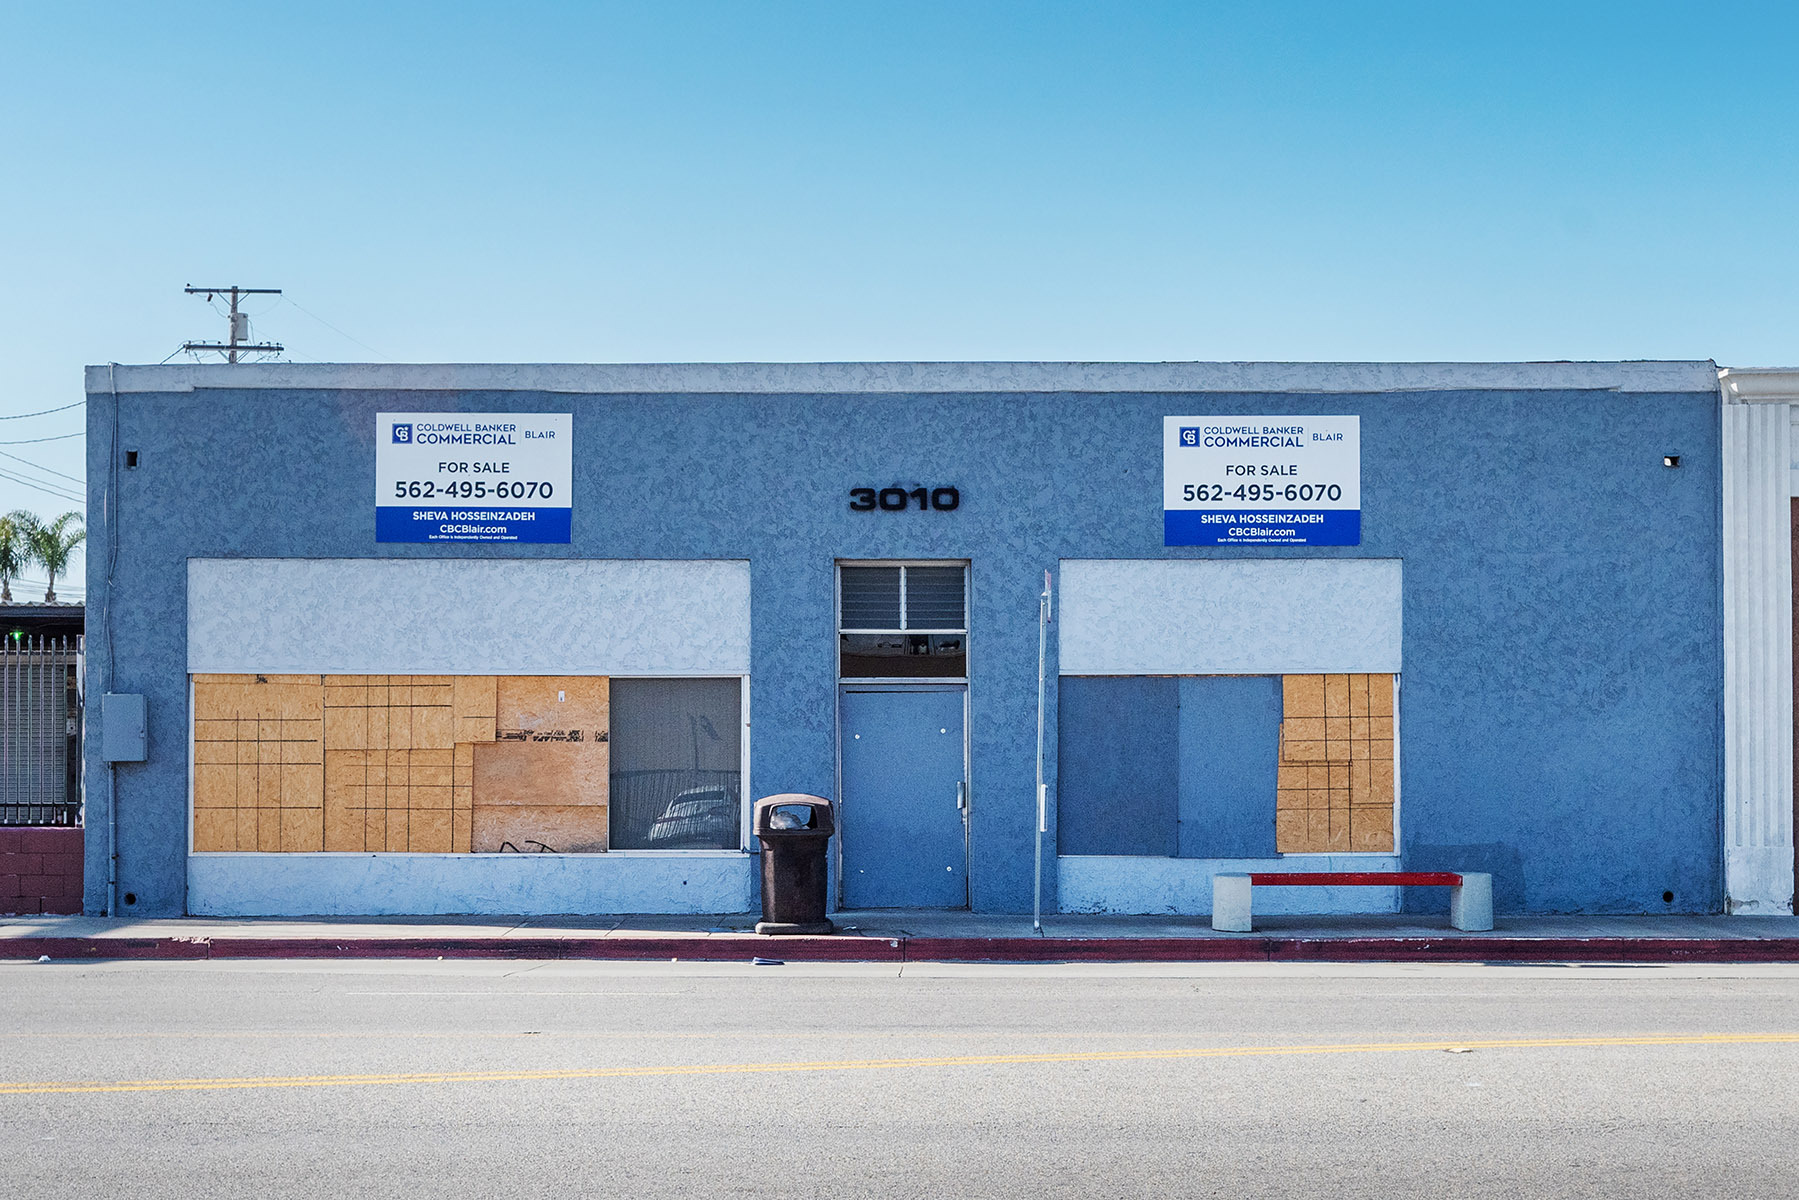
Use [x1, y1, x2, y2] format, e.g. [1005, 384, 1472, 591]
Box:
[840, 566, 902, 629]
[839, 633, 966, 678]
[608, 678, 742, 850]
[904, 566, 966, 629]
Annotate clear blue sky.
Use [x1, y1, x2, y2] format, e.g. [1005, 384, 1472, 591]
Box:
[4, 1, 1798, 592]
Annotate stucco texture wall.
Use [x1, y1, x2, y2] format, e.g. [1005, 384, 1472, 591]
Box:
[85, 380, 1722, 916]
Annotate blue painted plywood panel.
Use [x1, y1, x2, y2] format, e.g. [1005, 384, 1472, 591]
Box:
[1056, 677, 1178, 857]
[1176, 676, 1281, 858]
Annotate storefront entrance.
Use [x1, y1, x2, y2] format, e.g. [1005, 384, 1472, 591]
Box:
[836, 562, 970, 909]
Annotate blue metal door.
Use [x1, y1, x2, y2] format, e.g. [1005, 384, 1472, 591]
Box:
[839, 686, 968, 909]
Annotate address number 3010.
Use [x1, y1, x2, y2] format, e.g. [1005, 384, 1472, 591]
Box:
[849, 486, 960, 512]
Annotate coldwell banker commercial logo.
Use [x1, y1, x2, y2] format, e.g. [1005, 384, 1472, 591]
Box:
[391, 423, 412, 444]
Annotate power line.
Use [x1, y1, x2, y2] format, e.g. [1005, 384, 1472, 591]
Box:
[0, 433, 80, 447]
[279, 295, 388, 360]
[0, 468, 83, 504]
[183, 285, 283, 362]
[0, 450, 83, 485]
[0, 400, 84, 420]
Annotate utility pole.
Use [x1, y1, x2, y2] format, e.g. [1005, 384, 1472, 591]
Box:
[182, 285, 283, 362]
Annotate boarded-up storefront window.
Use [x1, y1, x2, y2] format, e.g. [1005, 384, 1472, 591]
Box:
[190, 673, 741, 854]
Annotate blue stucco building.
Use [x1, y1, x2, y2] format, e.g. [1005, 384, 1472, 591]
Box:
[82, 360, 1753, 919]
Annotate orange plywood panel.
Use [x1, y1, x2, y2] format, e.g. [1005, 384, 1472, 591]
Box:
[1369, 760, 1395, 806]
[495, 677, 609, 744]
[1323, 674, 1350, 716]
[1275, 811, 1307, 852]
[1368, 676, 1394, 716]
[194, 764, 235, 808]
[1283, 739, 1326, 763]
[363, 810, 386, 851]
[413, 706, 454, 750]
[1282, 674, 1325, 718]
[280, 808, 323, 853]
[324, 706, 367, 751]
[1351, 808, 1394, 853]
[455, 716, 496, 744]
[412, 785, 452, 811]
[452, 675, 497, 719]
[192, 685, 243, 721]
[324, 799, 363, 853]
[452, 809, 472, 854]
[472, 741, 610, 809]
[257, 764, 282, 807]
[387, 707, 413, 751]
[1282, 717, 1325, 744]
[385, 812, 409, 852]
[257, 809, 282, 852]
[193, 719, 237, 742]
[193, 808, 236, 853]
[471, 804, 608, 854]
[416, 685, 453, 708]
[235, 809, 259, 849]
[410, 810, 452, 853]
[235, 765, 259, 806]
[367, 708, 389, 751]
[281, 764, 324, 808]
[195, 740, 235, 765]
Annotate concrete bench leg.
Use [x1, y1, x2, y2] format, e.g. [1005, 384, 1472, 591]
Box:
[1212, 874, 1253, 932]
[1449, 873, 1493, 931]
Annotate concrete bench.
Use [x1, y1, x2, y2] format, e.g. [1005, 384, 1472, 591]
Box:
[1211, 871, 1493, 933]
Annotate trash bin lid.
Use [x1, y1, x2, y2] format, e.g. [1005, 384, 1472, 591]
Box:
[753, 793, 835, 837]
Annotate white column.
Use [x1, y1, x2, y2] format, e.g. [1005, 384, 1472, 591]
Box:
[1721, 380, 1794, 914]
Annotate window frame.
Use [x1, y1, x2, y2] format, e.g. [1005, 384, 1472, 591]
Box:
[836, 560, 971, 684]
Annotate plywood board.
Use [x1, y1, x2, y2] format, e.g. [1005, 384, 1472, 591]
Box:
[471, 741, 610, 809]
[471, 804, 609, 854]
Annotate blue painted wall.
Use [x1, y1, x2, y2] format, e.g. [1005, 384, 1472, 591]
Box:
[1177, 675, 1282, 860]
[1057, 676, 1180, 856]
[84, 378, 1724, 916]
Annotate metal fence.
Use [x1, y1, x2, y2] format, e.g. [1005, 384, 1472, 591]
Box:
[0, 635, 82, 826]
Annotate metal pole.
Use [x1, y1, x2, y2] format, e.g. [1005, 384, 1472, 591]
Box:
[1033, 569, 1051, 932]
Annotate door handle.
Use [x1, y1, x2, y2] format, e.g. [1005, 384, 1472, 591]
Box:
[956, 781, 967, 811]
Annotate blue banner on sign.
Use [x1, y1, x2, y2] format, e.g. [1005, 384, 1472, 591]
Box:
[376, 506, 573, 543]
[1164, 509, 1360, 546]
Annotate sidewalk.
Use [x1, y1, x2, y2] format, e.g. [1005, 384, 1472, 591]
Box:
[6, 911, 1799, 963]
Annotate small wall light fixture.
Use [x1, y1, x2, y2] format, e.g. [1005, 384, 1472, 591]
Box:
[1662, 455, 1680, 468]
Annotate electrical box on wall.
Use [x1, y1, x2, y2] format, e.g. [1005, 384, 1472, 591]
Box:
[101, 693, 147, 762]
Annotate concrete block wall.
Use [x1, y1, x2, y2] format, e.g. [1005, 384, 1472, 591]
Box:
[0, 827, 83, 915]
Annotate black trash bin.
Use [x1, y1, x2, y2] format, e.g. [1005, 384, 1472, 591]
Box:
[753, 794, 835, 935]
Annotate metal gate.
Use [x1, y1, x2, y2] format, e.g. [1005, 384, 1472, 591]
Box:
[0, 635, 82, 826]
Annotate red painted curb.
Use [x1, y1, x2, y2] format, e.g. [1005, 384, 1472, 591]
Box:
[7, 935, 1799, 964]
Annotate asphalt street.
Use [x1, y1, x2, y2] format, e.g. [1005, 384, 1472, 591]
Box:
[2, 957, 1796, 1198]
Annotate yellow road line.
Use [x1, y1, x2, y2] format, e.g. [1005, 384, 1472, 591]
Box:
[2, 1032, 1796, 1096]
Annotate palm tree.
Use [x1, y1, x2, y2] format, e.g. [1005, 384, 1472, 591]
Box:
[24, 511, 84, 603]
[0, 511, 32, 603]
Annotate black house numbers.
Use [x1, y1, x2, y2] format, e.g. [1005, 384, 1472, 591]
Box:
[849, 486, 960, 512]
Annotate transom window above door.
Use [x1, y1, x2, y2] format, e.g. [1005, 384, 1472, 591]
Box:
[839, 563, 968, 680]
